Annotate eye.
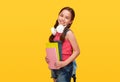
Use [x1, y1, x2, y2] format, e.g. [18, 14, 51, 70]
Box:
[66, 17, 69, 19]
[59, 14, 63, 17]
[65, 16, 70, 20]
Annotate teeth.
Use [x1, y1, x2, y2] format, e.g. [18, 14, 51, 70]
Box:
[59, 20, 65, 25]
[60, 22, 64, 24]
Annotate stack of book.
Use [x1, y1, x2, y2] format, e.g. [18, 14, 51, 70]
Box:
[45, 42, 62, 69]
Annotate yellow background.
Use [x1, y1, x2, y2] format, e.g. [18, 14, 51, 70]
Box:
[0, 0, 120, 82]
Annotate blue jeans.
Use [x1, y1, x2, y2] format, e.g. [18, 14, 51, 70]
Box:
[51, 62, 73, 82]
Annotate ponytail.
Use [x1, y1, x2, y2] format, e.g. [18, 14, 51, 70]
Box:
[49, 20, 58, 42]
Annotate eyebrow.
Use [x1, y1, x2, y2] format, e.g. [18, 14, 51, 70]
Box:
[60, 13, 71, 18]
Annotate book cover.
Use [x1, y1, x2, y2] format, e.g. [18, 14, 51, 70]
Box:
[46, 48, 58, 69]
[46, 42, 61, 69]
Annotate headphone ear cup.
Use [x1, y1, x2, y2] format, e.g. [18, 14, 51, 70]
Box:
[51, 27, 56, 35]
[56, 25, 65, 33]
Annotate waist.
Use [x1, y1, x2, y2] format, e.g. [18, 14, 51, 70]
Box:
[62, 54, 72, 61]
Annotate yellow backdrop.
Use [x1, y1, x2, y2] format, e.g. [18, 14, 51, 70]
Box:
[0, 0, 120, 82]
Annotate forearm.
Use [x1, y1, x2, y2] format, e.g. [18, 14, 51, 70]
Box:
[64, 50, 80, 66]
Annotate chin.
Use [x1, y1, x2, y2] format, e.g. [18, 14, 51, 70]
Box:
[58, 22, 65, 25]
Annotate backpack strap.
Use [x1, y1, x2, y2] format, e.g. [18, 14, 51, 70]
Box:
[72, 61, 77, 82]
[72, 74, 76, 82]
[63, 28, 70, 36]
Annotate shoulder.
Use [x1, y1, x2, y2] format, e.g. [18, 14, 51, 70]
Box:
[66, 30, 75, 39]
[66, 29, 74, 36]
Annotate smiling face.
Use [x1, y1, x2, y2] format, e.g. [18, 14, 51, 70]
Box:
[58, 9, 73, 26]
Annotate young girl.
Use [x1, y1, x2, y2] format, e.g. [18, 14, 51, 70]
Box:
[46, 7, 80, 82]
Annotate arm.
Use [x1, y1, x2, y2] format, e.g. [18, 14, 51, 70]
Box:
[55, 30, 80, 69]
[64, 30, 80, 65]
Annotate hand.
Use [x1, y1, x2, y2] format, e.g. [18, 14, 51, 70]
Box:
[55, 61, 66, 69]
[45, 57, 49, 63]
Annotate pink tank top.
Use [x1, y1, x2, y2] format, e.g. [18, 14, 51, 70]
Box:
[53, 32, 73, 61]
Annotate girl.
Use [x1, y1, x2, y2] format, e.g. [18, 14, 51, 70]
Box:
[46, 7, 80, 82]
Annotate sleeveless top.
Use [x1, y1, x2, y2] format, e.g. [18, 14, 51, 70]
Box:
[53, 32, 73, 61]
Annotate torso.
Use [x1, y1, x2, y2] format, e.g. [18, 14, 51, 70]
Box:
[53, 32, 73, 61]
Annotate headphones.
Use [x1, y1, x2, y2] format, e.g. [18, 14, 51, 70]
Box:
[51, 25, 66, 35]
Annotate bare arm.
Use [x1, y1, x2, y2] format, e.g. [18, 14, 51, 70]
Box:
[55, 30, 80, 68]
[64, 30, 80, 65]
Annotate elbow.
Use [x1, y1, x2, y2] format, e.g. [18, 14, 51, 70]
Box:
[73, 48, 80, 56]
[78, 48, 80, 55]
[77, 50, 80, 56]
[75, 49, 80, 56]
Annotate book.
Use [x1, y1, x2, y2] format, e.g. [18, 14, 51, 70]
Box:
[45, 42, 62, 69]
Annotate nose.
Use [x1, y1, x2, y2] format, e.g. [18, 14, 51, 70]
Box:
[61, 17, 65, 21]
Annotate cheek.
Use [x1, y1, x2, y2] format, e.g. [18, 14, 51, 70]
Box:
[58, 16, 62, 20]
[65, 20, 72, 24]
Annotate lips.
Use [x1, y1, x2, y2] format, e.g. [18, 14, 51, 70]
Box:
[59, 20, 65, 25]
